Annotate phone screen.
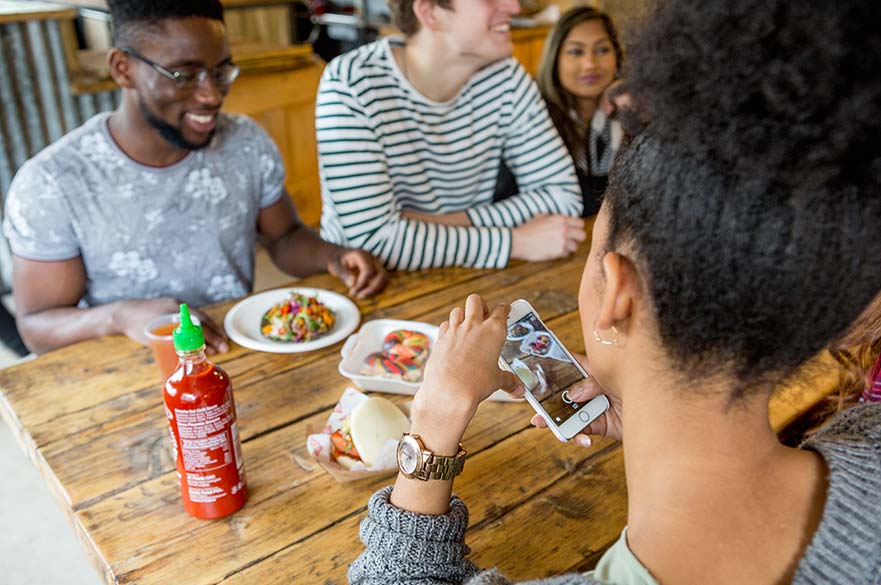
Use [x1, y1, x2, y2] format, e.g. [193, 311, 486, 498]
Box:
[502, 312, 586, 425]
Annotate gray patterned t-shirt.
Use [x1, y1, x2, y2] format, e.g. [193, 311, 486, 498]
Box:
[3, 112, 285, 308]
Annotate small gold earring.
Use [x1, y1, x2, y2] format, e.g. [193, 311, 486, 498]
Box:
[593, 324, 620, 347]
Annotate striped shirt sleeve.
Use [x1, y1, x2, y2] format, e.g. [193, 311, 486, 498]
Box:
[317, 65, 512, 271]
[466, 63, 583, 228]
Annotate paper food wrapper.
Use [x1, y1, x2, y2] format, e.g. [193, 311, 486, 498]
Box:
[307, 387, 409, 483]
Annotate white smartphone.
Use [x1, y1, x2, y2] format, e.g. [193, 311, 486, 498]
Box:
[502, 299, 610, 442]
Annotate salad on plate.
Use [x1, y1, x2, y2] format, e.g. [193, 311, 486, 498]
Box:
[261, 292, 335, 342]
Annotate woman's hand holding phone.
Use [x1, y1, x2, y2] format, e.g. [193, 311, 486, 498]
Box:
[411, 294, 522, 453]
[393, 295, 521, 516]
[530, 353, 623, 447]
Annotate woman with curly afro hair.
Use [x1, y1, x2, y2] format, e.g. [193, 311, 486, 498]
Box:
[348, 0, 881, 583]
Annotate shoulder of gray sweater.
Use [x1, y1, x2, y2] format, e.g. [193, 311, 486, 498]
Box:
[803, 402, 881, 456]
[794, 403, 881, 584]
[801, 402, 881, 497]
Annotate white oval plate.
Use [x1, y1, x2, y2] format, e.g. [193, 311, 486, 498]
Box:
[223, 287, 360, 353]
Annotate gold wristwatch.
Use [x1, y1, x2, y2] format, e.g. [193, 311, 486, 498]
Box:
[396, 433, 466, 481]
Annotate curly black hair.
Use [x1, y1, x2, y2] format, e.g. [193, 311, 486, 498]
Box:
[107, 0, 224, 47]
[604, 0, 881, 392]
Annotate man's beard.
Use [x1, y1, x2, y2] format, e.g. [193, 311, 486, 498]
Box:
[139, 97, 214, 151]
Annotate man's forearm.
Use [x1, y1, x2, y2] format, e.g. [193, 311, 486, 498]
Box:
[266, 224, 339, 277]
[17, 303, 121, 354]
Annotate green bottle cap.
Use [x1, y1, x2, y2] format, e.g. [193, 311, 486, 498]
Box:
[173, 303, 205, 352]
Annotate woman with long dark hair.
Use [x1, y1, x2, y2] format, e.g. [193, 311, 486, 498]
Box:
[496, 7, 625, 217]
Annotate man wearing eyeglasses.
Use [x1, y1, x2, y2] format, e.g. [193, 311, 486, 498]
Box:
[2, 0, 387, 354]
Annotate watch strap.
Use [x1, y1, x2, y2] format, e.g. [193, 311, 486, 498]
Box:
[420, 445, 466, 480]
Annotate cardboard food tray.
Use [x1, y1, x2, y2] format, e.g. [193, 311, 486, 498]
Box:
[307, 387, 411, 483]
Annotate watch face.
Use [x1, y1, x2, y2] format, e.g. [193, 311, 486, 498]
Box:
[398, 436, 419, 475]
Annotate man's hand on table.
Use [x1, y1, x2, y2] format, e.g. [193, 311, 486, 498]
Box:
[327, 249, 388, 299]
[112, 298, 230, 355]
[511, 214, 586, 262]
[399, 210, 588, 263]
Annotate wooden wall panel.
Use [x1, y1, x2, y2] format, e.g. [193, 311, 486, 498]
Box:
[511, 28, 550, 77]
[225, 6, 291, 46]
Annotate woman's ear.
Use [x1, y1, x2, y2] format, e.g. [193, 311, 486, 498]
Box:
[597, 251, 635, 330]
[412, 0, 441, 32]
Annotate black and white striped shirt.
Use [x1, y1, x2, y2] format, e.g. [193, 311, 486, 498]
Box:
[317, 37, 582, 270]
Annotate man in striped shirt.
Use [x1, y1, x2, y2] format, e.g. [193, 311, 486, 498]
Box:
[317, 0, 586, 271]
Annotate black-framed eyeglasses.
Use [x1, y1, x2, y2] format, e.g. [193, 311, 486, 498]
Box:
[121, 47, 240, 91]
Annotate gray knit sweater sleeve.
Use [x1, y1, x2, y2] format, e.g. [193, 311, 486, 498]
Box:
[350, 404, 881, 585]
[347, 486, 594, 585]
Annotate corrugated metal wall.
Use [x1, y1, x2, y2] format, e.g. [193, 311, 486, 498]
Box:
[0, 17, 119, 288]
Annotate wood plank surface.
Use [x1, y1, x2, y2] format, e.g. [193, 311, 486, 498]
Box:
[72, 313, 586, 584]
[41, 257, 585, 510]
[0, 221, 845, 585]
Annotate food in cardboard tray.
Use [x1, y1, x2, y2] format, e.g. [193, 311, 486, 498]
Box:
[330, 396, 410, 469]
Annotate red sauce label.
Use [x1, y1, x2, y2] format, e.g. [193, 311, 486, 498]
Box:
[164, 361, 247, 519]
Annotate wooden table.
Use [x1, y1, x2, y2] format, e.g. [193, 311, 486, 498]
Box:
[0, 229, 842, 584]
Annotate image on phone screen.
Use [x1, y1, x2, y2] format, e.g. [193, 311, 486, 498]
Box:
[501, 313, 586, 425]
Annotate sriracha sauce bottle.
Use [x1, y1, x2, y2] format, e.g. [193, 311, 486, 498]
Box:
[164, 304, 247, 519]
